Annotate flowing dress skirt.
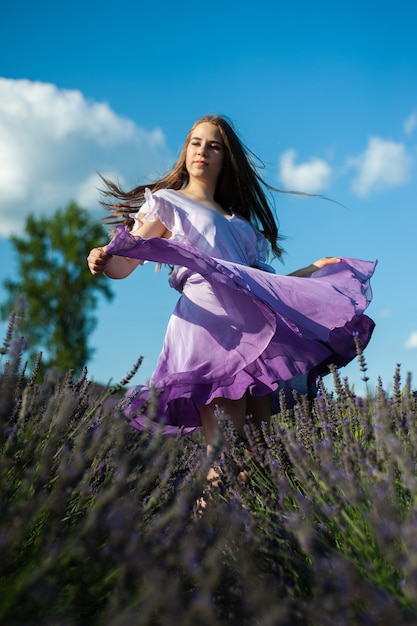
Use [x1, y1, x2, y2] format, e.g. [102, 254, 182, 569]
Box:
[106, 228, 376, 435]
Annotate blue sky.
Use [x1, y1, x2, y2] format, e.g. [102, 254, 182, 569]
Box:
[1, 0, 416, 393]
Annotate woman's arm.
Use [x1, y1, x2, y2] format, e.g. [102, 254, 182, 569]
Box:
[288, 257, 340, 278]
[87, 214, 171, 279]
[87, 246, 142, 278]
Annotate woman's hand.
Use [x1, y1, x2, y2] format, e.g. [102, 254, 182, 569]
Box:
[311, 256, 340, 270]
[87, 214, 170, 278]
[288, 257, 341, 278]
[87, 247, 112, 275]
[88, 246, 143, 279]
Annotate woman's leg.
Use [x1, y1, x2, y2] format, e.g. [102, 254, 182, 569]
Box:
[196, 397, 247, 509]
[198, 395, 247, 454]
[246, 392, 271, 431]
[198, 393, 271, 451]
[197, 394, 271, 492]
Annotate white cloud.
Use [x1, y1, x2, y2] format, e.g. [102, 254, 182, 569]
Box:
[348, 136, 413, 197]
[403, 111, 417, 136]
[279, 149, 332, 193]
[405, 331, 417, 350]
[0, 78, 172, 237]
[75, 172, 106, 208]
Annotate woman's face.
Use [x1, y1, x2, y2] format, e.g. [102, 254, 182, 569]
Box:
[185, 122, 224, 186]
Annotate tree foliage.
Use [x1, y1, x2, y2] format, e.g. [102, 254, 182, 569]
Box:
[1, 202, 113, 375]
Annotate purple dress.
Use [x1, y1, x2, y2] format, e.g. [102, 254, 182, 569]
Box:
[106, 189, 376, 435]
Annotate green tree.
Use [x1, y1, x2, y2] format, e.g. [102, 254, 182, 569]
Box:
[1, 202, 114, 375]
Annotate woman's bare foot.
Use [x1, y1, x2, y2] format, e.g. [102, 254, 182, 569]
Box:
[195, 463, 223, 516]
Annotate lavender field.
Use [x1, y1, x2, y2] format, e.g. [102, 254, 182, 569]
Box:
[1, 315, 417, 625]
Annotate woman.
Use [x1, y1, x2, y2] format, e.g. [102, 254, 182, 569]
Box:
[88, 114, 376, 456]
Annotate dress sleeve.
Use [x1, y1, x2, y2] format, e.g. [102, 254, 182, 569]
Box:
[129, 188, 185, 238]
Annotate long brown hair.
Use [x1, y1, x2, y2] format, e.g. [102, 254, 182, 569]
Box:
[100, 114, 285, 258]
